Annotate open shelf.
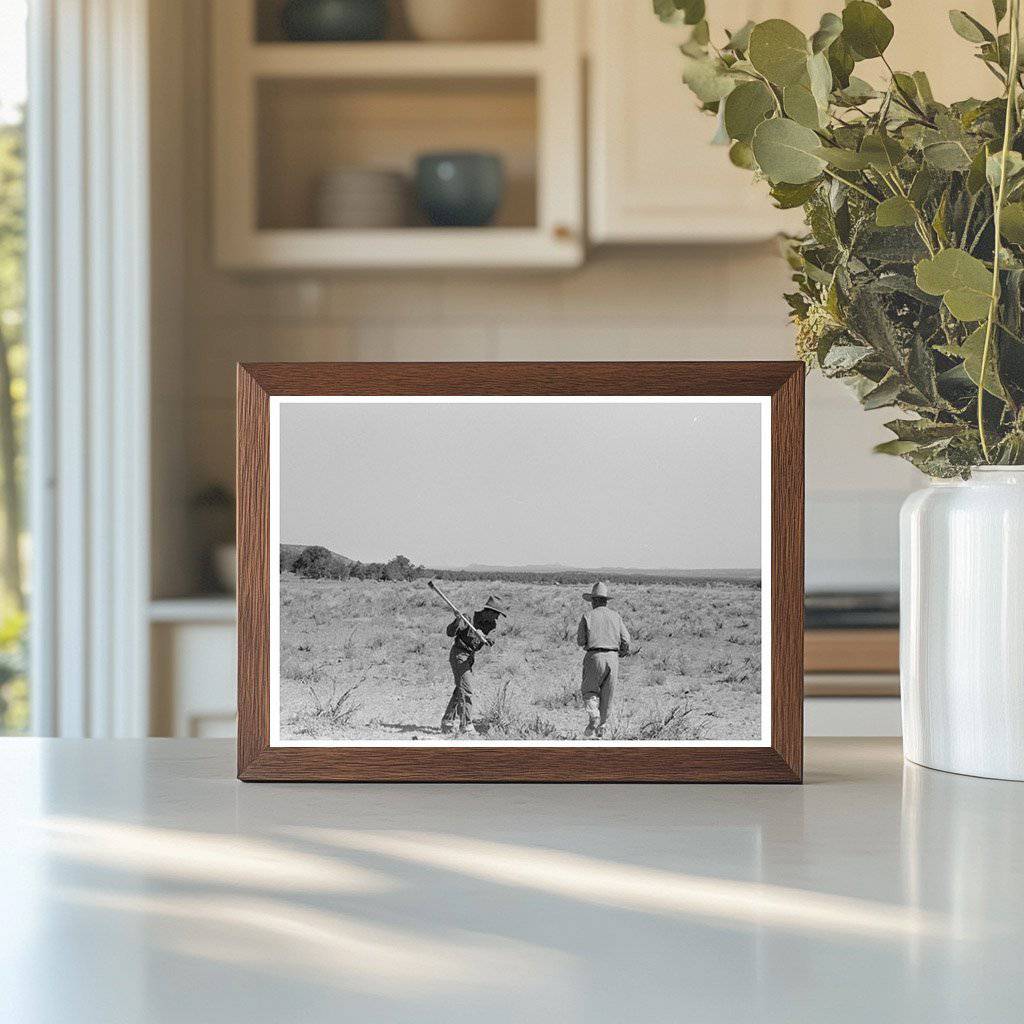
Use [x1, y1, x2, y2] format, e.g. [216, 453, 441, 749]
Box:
[213, 0, 581, 268]
[257, 76, 537, 232]
[249, 42, 544, 77]
[254, 0, 538, 45]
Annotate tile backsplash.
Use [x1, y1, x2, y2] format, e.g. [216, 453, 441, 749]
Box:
[169, 247, 917, 594]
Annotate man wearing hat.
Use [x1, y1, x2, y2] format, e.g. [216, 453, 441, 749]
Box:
[440, 596, 507, 737]
[577, 582, 632, 738]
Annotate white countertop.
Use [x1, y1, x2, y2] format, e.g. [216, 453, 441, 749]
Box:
[1, 738, 1021, 1023]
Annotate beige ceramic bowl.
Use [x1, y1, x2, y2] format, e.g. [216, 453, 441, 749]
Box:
[404, 0, 534, 41]
[314, 168, 409, 228]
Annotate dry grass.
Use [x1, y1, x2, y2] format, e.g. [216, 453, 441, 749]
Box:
[278, 576, 762, 742]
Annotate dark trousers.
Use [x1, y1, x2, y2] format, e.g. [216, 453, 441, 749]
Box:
[441, 648, 474, 727]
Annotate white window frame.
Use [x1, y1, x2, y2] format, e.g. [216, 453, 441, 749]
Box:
[28, 0, 150, 737]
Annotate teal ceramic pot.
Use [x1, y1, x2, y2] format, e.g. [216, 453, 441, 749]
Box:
[415, 152, 505, 227]
[281, 0, 387, 41]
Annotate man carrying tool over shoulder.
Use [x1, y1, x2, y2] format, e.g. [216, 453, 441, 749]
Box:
[577, 581, 632, 738]
[430, 580, 507, 737]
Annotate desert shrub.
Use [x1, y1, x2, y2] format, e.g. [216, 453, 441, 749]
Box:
[614, 701, 708, 741]
[479, 679, 518, 734]
[304, 669, 361, 726]
[533, 677, 582, 710]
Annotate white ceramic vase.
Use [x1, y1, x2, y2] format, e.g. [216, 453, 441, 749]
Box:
[900, 467, 1024, 780]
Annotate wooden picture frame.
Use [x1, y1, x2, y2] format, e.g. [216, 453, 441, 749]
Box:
[237, 362, 804, 782]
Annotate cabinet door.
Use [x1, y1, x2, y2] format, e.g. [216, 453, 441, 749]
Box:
[588, 1, 814, 243]
[588, 0, 999, 244]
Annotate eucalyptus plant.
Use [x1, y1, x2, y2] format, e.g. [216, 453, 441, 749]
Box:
[659, 0, 1024, 475]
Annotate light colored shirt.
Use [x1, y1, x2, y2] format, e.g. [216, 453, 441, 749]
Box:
[577, 606, 631, 652]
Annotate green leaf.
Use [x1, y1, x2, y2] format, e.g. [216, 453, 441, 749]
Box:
[967, 143, 993, 193]
[814, 145, 872, 170]
[874, 439, 922, 456]
[892, 72, 919, 102]
[689, 20, 710, 46]
[948, 10, 993, 44]
[710, 107, 730, 145]
[723, 81, 775, 143]
[908, 334, 941, 403]
[909, 165, 936, 205]
[724, 20, 755, 53]
[836, 75, 877, 104]
[752, 117, 827, 184]
[1000, 202, 1024, 242]
[654, 0, 705, 25]
[915, 249, 994, 321]
[783, 83, 822, 128]
[748, 19, 810, 87]
[932, 190, 950, 247]
[770, 179, 820, 208]
[807, 51, 833, 110]
[958, 324, 1007, 398]
[653, 0, 676, 23]
[856, 226, 929, 263]
[885, 419, 964, 443]
[986, 150, 1024, 190]
[860, 133, 905, 172]
[875, 196, 918, 228]
[923, 141, 973, 171]
[681, 55, 737, 103]
[912, 71, 935, 105]
[842, 1, 894, 60]
[681, 0, 705, 25]
[862, 375, 902, 409]
[810, 12, 843, 54]
[827, 35, 855, 89]
[728, 140, 758, 169]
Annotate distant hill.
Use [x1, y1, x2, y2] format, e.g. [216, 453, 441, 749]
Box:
[280, 544, 350, 573]
[463, 563, 758, 581]
[283, 545, 758, 588]
[465, 563, 572, 574]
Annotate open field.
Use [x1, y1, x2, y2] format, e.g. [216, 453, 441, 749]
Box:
[278, 575, 763, 742]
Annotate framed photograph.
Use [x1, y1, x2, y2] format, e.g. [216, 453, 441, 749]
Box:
[237, 362, 804, 782]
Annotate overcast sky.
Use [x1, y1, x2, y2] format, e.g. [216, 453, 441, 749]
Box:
[278, 399, 763, 571]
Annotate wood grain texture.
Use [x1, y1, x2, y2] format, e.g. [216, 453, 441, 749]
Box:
[236, 366, 270, 777]
[804, 629, 899, 675]
[236, 361, 805, 783]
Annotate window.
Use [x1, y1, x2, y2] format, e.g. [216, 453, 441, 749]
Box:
[0, 0, 28, 734]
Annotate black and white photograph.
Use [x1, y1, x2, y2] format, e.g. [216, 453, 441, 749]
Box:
[270, 396, 770, 746]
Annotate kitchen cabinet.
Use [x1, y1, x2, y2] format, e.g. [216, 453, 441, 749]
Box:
[587, 0, 999, 244]
[211, 0, 583, 269]
[587, 1, 812, 243]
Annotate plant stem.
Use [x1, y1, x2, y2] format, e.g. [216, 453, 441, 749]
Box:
[750, 69, 783, 116]
[821, 167, 879, 203]
[979, 0, 1021, 463]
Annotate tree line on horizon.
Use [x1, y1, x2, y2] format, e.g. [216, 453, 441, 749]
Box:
[281, 545, 759, 589]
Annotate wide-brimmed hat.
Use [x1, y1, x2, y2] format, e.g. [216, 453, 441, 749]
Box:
[481, 596, 508, 617]
[583, 581, 610, 602]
